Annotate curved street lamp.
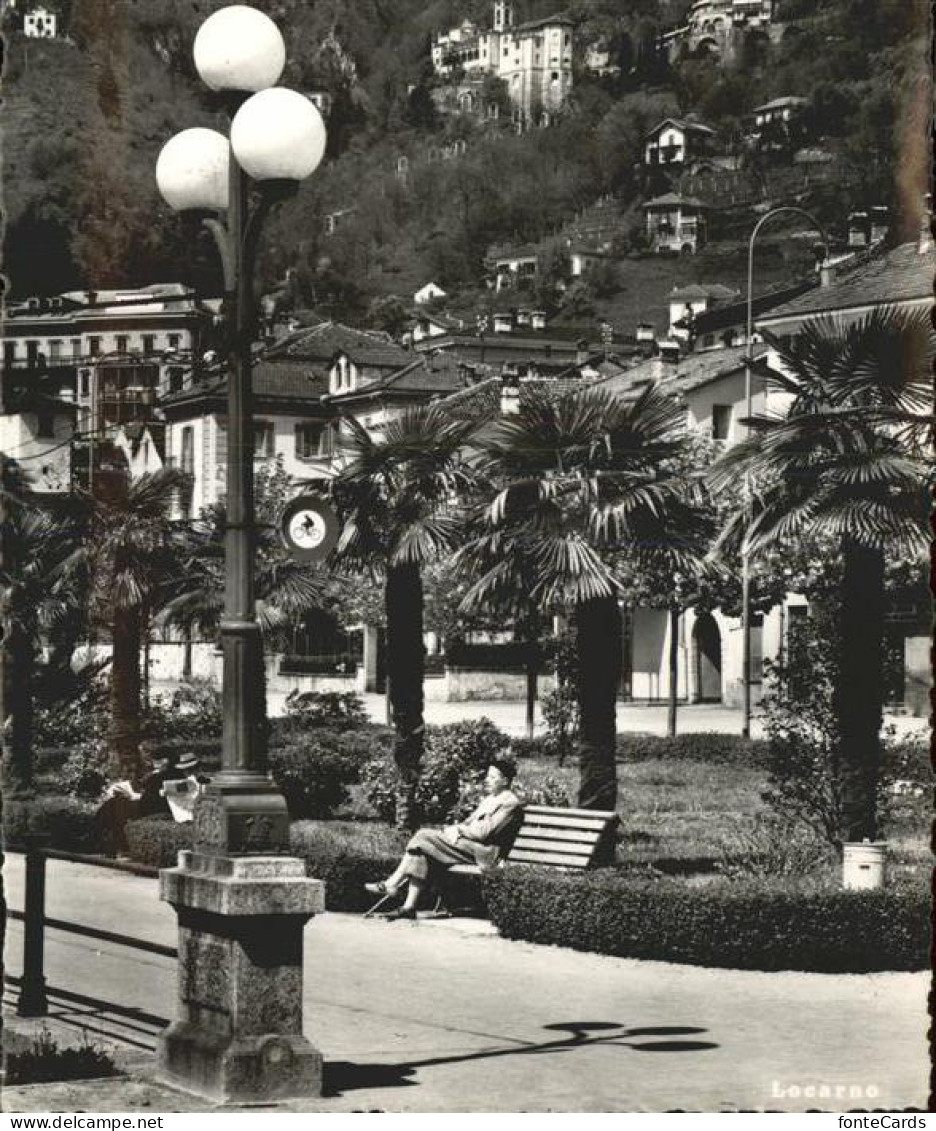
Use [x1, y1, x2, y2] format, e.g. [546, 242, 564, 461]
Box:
[740, 206, 828, 738]
[155, 6, 328, 1103]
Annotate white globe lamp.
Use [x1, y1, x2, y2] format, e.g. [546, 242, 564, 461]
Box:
[156, 128, 230, 212]
[231, 88, 327, 182]
[193, 5, 285, 93]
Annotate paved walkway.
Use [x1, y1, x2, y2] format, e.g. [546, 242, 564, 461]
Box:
[362, 696, 926, 740]
[2, 856, 927, 1112]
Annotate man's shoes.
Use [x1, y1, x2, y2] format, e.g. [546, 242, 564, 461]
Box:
[382, 907, 416, 921]
[365, 881, 395, 896]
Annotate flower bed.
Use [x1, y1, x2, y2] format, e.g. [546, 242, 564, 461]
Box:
[483, 866, 928, 973]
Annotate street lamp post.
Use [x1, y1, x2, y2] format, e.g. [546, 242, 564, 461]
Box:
[740, 206, 827, 737]
[154, 5, 328, 1103]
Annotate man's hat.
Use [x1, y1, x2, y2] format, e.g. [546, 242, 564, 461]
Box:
[175, 753, 199, 773]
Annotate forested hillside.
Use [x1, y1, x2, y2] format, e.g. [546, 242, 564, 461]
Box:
[4, 0, 928, 331]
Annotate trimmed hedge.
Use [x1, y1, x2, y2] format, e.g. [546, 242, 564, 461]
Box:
[617, 732, 769, 766]
[483, 867, 928, 973]
[124, 815, 193, 867]
[125, 817, 406, 913]
[4, 797, 99, 853]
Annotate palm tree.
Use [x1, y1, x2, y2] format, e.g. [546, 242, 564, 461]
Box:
[710, 307, 932, 843]
[0, 459, 88, 792]
[78, 468, 191, 784]
[330, 405, 481, 829]
[461, 386, 700, 811]
[154, 500, 329, 666]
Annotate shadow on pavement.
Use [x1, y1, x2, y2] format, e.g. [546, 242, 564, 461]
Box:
[324, 1022, 718, 1097]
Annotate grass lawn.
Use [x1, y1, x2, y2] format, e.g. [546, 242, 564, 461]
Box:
[340, 749, 928, 885]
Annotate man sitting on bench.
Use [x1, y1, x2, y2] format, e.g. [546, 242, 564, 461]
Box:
[365, 757, 522, 920]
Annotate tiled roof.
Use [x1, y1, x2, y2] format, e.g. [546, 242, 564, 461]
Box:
[434, 374, 598, 421]
[160, 360, 326, 409]
[670, 284, 740, 302]
[645, 117, 715, 138]
[643, 193, 709, 209]
[752, 96, 808, 113]
[266, 320, 398, 364]
[591, 344, 770, 400]
[758, 241, 935, 323]
[516, 13, 575, 30]
[691, 281, 817, 335]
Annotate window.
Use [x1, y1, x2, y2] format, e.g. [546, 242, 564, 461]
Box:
[37, 409, 55, 439]
[253, 421, 274, 458]
[142, 335, 155, 355]
[167, 334, 181, 350]
[71, 338, 82, 358]
[3, 341, 16, 367]
[712, 403, 732, 440]
[295, 422, 328, 459]
[49, 340, 62, 361]
[89, 337, 101, 356]
[116, 335, 128, 354]
[79, 370, 91, 398]
[26, 341, 39, 366]
[180, 426, 195, 474]
[168, 366, 184, 394]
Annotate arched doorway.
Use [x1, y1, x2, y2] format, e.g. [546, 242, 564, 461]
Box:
[692, 613, 722, 702]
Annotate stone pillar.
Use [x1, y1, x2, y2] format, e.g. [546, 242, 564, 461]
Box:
[159, 851, 325, 1104]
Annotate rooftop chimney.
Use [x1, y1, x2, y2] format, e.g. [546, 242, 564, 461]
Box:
[500, 367, 520, 415]
[918, 206, 933, 255]
[652, 340, 680, 382]
[819, 261, 836, 288]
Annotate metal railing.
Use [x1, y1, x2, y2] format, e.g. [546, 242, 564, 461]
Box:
[8, 839, 178, 1018]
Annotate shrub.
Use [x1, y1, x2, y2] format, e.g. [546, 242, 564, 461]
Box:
[267, 733, 363, 819]
[290, 820, 405, 912]
[4, 797, 99, 853]
[4, 1030, 119, 1085]
[484, 867, 928, 972]
[715, 817, 836, 879]
[124, 815, 192, 868]
[616, 732, 769, 766]
[282, 690, 368, 732]
[146, 678, 223, 742]
[362, 717, 510, 824]
[48, 741, 111, 800]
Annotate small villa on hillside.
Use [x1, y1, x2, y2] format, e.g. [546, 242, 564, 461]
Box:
[643, 194, 709, 255]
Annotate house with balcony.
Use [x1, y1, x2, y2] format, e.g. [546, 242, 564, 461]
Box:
[643, 118, 717, 167]
[159, 355, 336, 519]
[491, 246, 540, 291]
[643, 193, 709, 254]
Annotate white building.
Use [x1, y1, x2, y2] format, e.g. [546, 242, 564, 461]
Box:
[431, 1, 574, 122]
[414, 282, 447, 306]
[24, 5, 56, 37]
[644, 118, 716, 167]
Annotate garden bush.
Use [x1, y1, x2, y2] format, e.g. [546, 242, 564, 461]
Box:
[289, 820, 405, 911]
[4, 1029, 119, 1085]
[124, 815, 192, 868]
[145, 678, 222, 742]
[362, 717, 511, 823]
[4, 797, 99, 853]
[616, 732, 770, 767]
[484, 867, 928, 972]
[267, 732, 366, 819]
[281, 690, 368, 732]
[47, 741, 111, 799]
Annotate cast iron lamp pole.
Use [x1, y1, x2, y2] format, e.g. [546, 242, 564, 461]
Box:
[741, 206, 828, 737]
[157, 7, 326, 845]
[153, 6, 328, 1103]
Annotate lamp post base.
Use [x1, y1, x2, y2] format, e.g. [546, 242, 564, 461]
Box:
[158, 851, 325, 1103]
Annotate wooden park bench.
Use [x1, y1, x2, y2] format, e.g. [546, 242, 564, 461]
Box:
[438, 804, 618, 914]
